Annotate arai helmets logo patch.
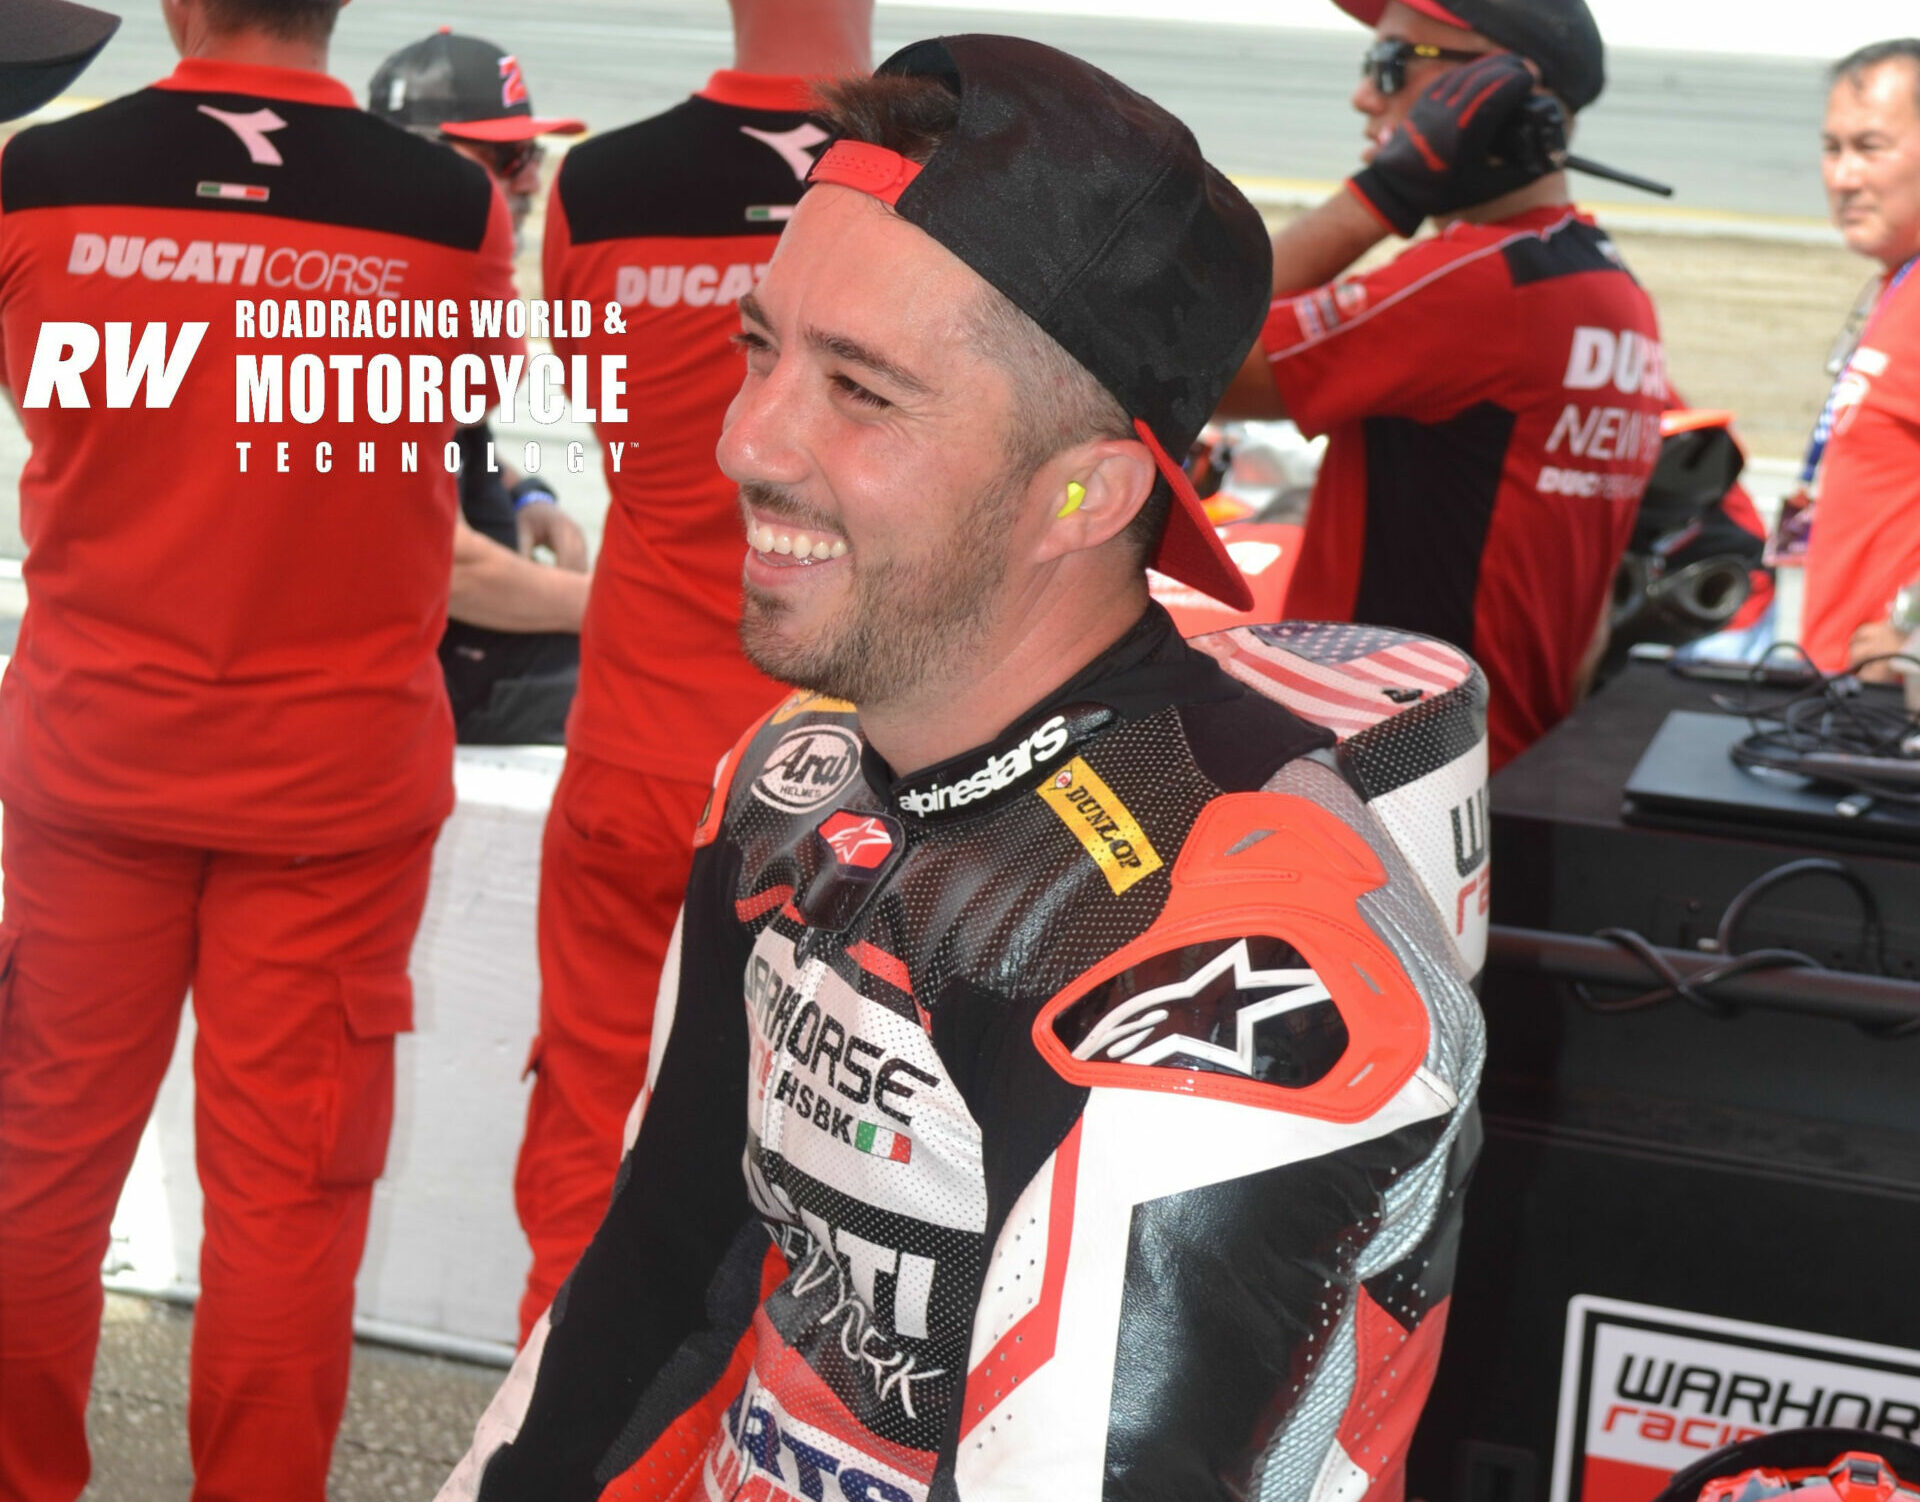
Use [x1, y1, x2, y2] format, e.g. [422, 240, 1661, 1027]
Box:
[818, 811, 895, 870]
[752, 726, 861, 812]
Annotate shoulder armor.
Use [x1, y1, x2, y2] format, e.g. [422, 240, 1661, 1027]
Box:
[1190, 622, 1491, 975]
[1034, 791, 1431, 1123]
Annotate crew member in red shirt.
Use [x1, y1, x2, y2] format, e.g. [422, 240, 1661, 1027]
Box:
[0, 0, 516, 1496]
[1224, 0, 1665, 768]
[520, 0, 873, 1341]
[1802, 40, 1920, 677]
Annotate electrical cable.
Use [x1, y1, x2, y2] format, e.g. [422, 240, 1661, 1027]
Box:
[1569, 854, 1908, 1034]
[1695, 643, 1920, 807]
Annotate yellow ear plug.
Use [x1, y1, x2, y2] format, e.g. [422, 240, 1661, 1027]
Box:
[1058, 481, 1086, 518]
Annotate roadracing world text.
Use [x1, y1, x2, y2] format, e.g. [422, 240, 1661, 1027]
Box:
[17, 297, 633, 474]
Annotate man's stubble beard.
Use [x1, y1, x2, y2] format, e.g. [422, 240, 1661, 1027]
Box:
[738, 469, 1027, 708]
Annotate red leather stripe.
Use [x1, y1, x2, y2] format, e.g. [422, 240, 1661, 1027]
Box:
[734, 883, 794, 923]
[957, 1118, 1085, 1441]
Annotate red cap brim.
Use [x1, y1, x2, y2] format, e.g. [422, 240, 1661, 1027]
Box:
[441, 115, 585, 143]
[1135, 418, 1255, 613]
[1331, 0, 1470, 26]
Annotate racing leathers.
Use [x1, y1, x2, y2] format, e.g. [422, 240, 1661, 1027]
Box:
[444, 604, 1488, 1502]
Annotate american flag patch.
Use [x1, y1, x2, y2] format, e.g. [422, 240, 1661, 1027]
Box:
[1195, 623, 1471, 739]
[197, 182, 269, 202]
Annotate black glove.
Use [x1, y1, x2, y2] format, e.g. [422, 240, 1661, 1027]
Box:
[1350, 52, 1549, 236]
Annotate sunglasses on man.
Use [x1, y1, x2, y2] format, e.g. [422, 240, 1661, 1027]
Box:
[1361, 37, 1488, 96]
[484, 138, 546, 179]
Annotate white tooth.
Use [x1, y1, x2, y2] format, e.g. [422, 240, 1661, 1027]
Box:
[753, 525, 772, 552]
[811, 540, 833, 560]
[829, 539, 847, 558]
[773, 533, 793, 555]
[792, 533, 811, 557]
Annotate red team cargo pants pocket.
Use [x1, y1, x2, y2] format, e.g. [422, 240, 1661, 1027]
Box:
[318, 971, 413, 1186]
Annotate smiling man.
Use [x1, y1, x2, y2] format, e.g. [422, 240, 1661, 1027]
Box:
[1799, 39, 1920, 676]
[443, 34, 1485, 1502]
[1222, 0, 1666, 770]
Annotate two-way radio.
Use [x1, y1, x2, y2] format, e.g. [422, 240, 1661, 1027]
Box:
[1503, 95, 1675, 198]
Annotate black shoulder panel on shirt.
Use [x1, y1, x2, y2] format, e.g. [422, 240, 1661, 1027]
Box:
[557, 96, 822, 244]
[1, 88, 494, 250]
[1356, 401, 1517, 655]
[1500, 216, 1633, 288]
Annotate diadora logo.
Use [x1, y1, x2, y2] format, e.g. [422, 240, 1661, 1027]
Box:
[896, 714, 1072, 817]
[740, 121, 830, 181]
[199, 105, 287, 166]
[818, 811, 895, 871]
[753, 726, 862, 813]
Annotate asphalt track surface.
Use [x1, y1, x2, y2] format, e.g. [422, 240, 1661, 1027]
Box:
[70, 0, 1838, 224]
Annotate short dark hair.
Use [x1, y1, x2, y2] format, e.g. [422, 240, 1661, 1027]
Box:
[813, 73, 1172, 563]
[201, 0, 342, 44]
[1832, 39, 1920, 109]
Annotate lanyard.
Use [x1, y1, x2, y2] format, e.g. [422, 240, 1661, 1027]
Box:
[1801, 254, 1918, 487]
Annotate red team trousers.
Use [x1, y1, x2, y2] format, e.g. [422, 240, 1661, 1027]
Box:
[0, 807, 436, 1502]
[514, 753, 711, 1341]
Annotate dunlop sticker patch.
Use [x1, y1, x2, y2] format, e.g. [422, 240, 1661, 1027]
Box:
[1039, 758, 1162, 895]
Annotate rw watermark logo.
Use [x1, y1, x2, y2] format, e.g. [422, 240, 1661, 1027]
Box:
[21, 322, 207, 409]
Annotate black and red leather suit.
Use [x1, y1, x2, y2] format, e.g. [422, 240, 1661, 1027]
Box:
[443, 604, 1489, 1502]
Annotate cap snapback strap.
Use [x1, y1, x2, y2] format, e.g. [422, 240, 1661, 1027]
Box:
[808, 140, 923, 206]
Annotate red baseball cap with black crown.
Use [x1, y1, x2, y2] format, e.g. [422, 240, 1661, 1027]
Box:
[368, 28, 584, 144]
[806, 34, 1271, 611]
[1335, 0, 1605, 111]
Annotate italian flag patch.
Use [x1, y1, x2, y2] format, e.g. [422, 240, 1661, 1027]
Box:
[855, 1120, 911, 1163]
[197, 181, 269, 202]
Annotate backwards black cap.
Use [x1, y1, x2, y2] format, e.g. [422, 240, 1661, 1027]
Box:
[0, 0, 119, 123]
[1337, 0, 1605, 112]
[807, 34, 1270, 610]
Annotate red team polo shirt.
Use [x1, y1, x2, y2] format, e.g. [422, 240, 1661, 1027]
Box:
[1802, 266, 1920, 672]
[1265, 205, 1666, 768]
[0, 60, 517, 850]
[544, 72, 823, 784]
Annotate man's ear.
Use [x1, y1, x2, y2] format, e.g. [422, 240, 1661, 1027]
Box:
[1031, 437, 1158, 565]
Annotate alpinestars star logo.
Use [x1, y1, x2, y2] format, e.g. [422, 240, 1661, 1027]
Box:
[818, 811, 894, 870]
[1072, 938, 1332, 1073]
